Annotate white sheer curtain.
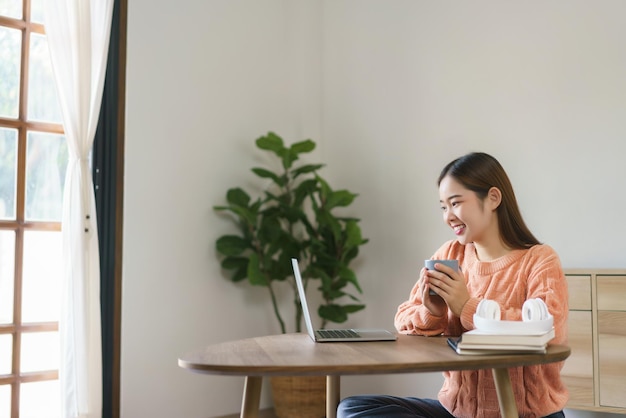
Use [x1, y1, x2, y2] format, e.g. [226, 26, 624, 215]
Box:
[44, 1, 114, 417]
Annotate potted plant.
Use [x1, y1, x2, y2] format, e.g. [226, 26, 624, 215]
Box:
[213, 132, 368, 417]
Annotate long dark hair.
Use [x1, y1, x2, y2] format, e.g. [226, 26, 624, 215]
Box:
[438, 152, 540, 249]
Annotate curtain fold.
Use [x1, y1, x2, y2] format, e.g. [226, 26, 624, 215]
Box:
[44, 1, 114, 417]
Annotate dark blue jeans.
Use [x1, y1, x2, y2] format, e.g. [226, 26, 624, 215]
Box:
[336, 395, 566, 418]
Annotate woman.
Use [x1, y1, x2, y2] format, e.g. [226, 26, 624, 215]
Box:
[337, 152, 568, 418]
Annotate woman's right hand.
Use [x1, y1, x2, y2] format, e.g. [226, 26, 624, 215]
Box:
[420, 267, 447, 316]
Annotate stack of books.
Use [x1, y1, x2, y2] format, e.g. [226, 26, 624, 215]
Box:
[447, 327, 555, 355]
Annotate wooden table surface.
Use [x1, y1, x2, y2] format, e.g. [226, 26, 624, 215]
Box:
[179, 333, 570, 418]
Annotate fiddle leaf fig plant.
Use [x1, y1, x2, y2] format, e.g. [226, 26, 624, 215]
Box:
[214, 132, 368, 334]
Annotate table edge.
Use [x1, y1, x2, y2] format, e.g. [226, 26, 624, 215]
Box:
[178, 345, 570, 377]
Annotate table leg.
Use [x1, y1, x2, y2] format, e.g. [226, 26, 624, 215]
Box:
[326, 375, 340, 418]
[240, 376, 262, 418]
[492, 368, 518, 418]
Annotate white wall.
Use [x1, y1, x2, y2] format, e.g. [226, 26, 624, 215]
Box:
[124, 1, 626, 417]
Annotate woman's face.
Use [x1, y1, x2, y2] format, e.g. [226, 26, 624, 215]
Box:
[438, 175, 497, 246]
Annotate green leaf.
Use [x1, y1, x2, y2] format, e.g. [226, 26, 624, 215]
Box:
[344, 220, 363, 249]
[290, 139, 316, 154]
[216, 235, 249, 256]
[251, 167, 284, 186]
[292, 163, 324, 179]
[257, 215, 283, 248]
[317, 176, 331, 201]
[256, 132, 285, 155]
[341, 304, 366, 314]
[221, 256, 248, 270]
[317, 210, 342, 242]
[229, 205, 257, 226]
[221, 257, 249, 282]
[247, 253, 268, 286]
[231, 266, 247, 282]
[325, 190, 357, 210]
[226, 188, 250, 207]
[324, 288, 346, 300]
[318, 304, 347, 323]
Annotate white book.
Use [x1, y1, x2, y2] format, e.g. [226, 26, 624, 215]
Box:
[459, 327, 555, 346]
[447, 337, 548, 355]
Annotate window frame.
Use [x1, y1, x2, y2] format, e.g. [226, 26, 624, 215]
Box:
[1, 1, 126, 416]
[0, 5, 65, 417]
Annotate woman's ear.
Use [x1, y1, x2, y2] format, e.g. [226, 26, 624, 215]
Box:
[487, 187, 502, 210]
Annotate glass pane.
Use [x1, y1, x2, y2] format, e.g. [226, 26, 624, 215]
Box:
[0, 0, 22, 19]
[27, 33, 62, 123]
[21, 332, 58, 373]
[0, 230, 15, 324]
[25, 131, 68, 222]
[21, 231, 62, 323]
[0, 26, 21, 119]
[30, 0, 44, 24]
[0, 334, 11, 374]
[0, 128, 17, 220]
[0, 384, 10, 418]
[20, 380, 60, 418]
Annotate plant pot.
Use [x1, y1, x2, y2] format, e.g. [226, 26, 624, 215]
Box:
[270, 375, 326, 418]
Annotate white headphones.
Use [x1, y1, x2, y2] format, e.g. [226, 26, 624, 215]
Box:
[476, 298, 551, 322]
[522, 298, 550, 321]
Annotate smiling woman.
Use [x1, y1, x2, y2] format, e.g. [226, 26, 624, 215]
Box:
[340, 152, 569, 418]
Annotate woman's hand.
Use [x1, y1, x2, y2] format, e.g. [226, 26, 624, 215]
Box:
[424, 263, 470, 317]
[419, 267, 447, 316]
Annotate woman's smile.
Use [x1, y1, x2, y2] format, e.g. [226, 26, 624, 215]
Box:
[452, 224, 466, 235]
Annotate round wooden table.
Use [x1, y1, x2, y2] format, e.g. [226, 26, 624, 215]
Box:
[179, 333, 570, 418]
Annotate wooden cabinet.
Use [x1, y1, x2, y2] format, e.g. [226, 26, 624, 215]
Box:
[561, 274, 594, 408]
[562, 270, 626, 413]
[596, 276, 626, 409]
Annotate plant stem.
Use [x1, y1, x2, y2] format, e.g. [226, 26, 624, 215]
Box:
[267, 281, 286, 334]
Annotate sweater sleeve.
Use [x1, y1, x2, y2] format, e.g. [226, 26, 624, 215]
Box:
[518, 245, 569, 344]
[394, 280, 448, 336]
[394, 241, 463, 336]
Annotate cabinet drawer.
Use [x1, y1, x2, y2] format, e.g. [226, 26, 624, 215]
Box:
[598, 311, 626, 408]
[597, 276, 626, 311]
[566, 275, 591, 310]
[562, 311, 594, 407]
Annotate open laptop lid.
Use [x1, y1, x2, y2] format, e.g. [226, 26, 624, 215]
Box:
[291, 258, 318, 341]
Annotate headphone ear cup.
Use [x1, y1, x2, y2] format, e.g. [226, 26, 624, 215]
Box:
[522, 298, 549, 321]
[537, 298, 549, 319]
[476, 299, 501, 320]
[522, 299, 537, 321]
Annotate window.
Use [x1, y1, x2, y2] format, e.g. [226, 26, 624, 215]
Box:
[0, 1, 66, 416]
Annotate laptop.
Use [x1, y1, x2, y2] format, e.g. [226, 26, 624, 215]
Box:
[291, 258, 397, 342]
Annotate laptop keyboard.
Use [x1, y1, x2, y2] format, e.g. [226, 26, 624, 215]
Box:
[317, 329, 360, 339]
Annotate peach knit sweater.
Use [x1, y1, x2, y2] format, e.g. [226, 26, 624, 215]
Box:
[394, 240, 569, 418]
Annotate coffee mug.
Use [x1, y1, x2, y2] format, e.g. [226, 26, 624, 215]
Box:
[424, 259, 459, 295]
